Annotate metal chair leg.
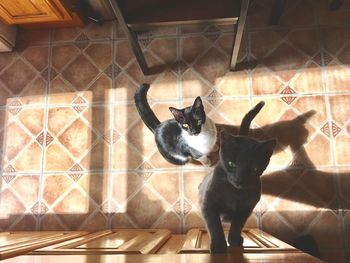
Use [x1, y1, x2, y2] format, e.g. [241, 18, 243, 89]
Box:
[108, 0, 149, 75]
[230, 0, 250, 71]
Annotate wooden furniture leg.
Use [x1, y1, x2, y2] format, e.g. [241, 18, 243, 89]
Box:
[108, 0, 149, 75]
[270, 0, 286, 25]
[230, 0, 250, 71]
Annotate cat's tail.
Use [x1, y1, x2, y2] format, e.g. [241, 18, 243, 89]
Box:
[134, 83, 161, 133]
[239, 101, 265, 136]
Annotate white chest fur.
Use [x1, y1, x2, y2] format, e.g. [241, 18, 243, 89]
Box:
[182, 118, 217, 155]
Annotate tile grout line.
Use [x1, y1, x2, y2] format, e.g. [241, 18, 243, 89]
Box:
[316, 3, 347, 250]
[107, 20, 117, 229]
[176, 26, 186, 234]
[36, 28, 53, 230]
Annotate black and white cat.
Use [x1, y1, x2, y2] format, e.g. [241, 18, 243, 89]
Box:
[134, 83, 217, 165]
[198, 101, 276, 253]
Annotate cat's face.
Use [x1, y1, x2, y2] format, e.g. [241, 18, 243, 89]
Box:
[169, 96, 206, 136]
[220, 133, 276, 189]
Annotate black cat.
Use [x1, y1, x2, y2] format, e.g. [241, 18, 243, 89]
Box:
[198, 101, 276, 253]
[134, 83, 217, 165]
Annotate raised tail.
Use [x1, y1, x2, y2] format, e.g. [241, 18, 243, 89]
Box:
[239, 101, 265, 136]
[134, 83, 160, 133]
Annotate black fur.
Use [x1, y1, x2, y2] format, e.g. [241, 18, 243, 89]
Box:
[199, 101, 276, 253]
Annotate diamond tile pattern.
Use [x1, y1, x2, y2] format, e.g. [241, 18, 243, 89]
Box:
[0, 4, 349, 261]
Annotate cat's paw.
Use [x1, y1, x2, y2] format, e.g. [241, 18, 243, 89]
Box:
[228, 235, 243, 246]
[210, 243, 227, 254]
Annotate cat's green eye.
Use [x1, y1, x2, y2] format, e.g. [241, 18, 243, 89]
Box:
[197, 120, 202, 125]
[182, 123, 189, 128]
[228, 161, 236, 168]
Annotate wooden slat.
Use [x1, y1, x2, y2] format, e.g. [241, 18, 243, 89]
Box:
[181, 229, 201, 250]
[199, 232, 210, 250]
[138, 230, 171, 254]
[0, 233, 64, 248]
[77, 231, 136, 249]
[156, 235, 185, 254]
[54, 231, 112, 249]
[102, 229, 171, 254]
[0, 232, 85, 260]
[248, 229, 295, 249]
[0, 252, 325, 263]
[242, 232, 260, 248]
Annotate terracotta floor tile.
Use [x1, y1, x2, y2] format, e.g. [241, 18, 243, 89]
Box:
[115, 41, 135, 69]
[217, 98, 250, 125]
[9, 214, 37, 231]
[10, 175, 39, 208]
[148, 171, 180, 204]
[153, 211, 181, 234]
[13, 141, 43, 173]
[110, 173, 144, 206]
[278, 0, 316, 27]
[251, 66, 284, 95]
[250, 30, 285, 61]
[112, 138, 144, 170]
[181, 36, 212, 64]
[44, 142, 75, 172]
[337, 169, 350, 207]
[216, 71, 249, 96]
[320, 26, 350, 57]
[181, 69, 212, 99]
[183, 170, 210, 207]
[326, 63, 350, 93]
[193, 47, 229, 85]
[0, 188, 27, 230]
[85, 21, 113, 41]
[149, 38, 177, 66]
[53, 186, 95, 213]
[43, 174, 73, 206]
[307, 211, 344, 249]
[17, 28, 50, 46]
[148, 70, 178, 100]
[184, 211, 205, 231]
[126, 186, 169, 228]
[114, 103, 141, 135]
[261, 211, 297, 245]
[290, 63, 324, 93]
[334, 133, 350, 165]
[58, 117, 97, 159]
[329, 95, 350, 126]
[81, 212, 108, 232]
[78, 173, 109, 207]
[147, 151, 180, 169]
[292, 96, 328, 128]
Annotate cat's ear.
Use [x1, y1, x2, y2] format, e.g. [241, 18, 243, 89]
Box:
[257, 139, 276, 158]
[169, 107, 184, 122]
[193, 96, 203, 109]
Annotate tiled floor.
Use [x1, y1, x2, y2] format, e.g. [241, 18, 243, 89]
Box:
[0, 0, 350, 262]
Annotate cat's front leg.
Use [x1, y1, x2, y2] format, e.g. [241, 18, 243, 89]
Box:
[228, 209, 253, 246]
[202, 208, 227, 253]
[189, 148, 211, 166]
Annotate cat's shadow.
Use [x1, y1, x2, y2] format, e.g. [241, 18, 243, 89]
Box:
[198, 110, 348, 210]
